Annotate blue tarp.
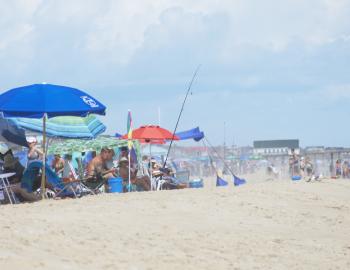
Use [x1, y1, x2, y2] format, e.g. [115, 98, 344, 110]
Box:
[175, 127, 204, 141]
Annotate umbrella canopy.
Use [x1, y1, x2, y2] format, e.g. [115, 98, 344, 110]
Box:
[9, 115, 106, 139]
[0, 83, 106, 118]
[138, 139, 166, 144]
[122, 125, 179, 141]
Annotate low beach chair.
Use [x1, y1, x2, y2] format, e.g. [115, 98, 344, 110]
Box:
[174, 170, 190, 186]
[21, 161, 91, 199]
[65, 160, 95, 196]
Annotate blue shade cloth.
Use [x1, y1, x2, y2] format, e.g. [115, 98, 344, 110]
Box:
[9, 115, 106, 139]
[0, 116, 28, 147]
[175, 127, 204, 141]
[0, 83, 106, 118]
[216, 175, 228, 187]
[233, 175, 246, 186]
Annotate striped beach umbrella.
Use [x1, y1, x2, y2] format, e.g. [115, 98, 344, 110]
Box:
[9, 115, 106, 139]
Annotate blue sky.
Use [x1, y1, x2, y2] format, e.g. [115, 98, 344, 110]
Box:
[0, 0, 349, 147]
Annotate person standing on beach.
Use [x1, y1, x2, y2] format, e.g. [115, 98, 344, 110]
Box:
[289, 149, 299, 176]
[342, 161, 349, 178]
[300, 157, 305, 177]
[335, 160, 342, 178]
[27, 137, 43, 165]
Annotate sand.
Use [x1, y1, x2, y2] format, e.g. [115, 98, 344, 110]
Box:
[1, 177, 350, 270]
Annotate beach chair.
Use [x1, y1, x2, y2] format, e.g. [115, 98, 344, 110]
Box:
[21, 161, 90, 198]
[0, 172, 18, 204]
[64, 160, 95, 196]
[174, 170, 190, 186]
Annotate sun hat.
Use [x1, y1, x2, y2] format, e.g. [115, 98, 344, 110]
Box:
[26, 136, 37, 144]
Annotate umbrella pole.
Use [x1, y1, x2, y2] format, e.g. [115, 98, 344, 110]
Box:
[128, 149, 131, 192]
[41, 114, 47, 199]
[149, 143, 152, 190]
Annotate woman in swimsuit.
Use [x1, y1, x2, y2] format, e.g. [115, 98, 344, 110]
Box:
[27, 137, 43, 165]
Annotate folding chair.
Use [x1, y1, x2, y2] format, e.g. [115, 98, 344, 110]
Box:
[63, 160, 95, 196]
[174, 170, 191, 186]
[22, 161, 90, 199]
[0, 172, 17, 204]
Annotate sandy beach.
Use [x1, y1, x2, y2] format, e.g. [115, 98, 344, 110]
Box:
[1, 178, 350, 270]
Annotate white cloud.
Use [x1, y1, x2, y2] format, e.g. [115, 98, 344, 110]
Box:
[0, 0, 349, 65]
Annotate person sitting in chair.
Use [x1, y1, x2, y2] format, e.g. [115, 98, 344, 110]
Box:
[51, 154, 65, 177]
[118, 157, 150, 192]
[86, 148, 117, 190]
[158, 167, 187, 190]
[3, 151, 25, 184]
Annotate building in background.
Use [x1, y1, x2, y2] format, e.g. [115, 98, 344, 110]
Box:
[253, 139, 300, 157]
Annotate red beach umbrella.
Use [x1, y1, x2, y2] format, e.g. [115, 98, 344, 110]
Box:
[122, 125, 179, 141]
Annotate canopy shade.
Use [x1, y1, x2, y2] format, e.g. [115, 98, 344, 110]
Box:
[9, 115, 106, 139]
[175, 127, 204, 141]
[47, 136, 141, 156]
[0, 83, 106, 118]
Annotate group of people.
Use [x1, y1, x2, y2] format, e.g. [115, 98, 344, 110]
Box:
[333, 159, 349, 178]
[288, 149, 314, 180]
[0, 137, 188, 203]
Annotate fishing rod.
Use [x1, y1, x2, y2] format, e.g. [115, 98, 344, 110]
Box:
[204, 137, 238, 178]
[163, 65, 201, 168]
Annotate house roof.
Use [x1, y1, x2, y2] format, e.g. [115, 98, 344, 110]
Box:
[254, 140, 299, 149]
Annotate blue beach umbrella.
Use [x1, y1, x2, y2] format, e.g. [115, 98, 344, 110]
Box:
[0, 83, 106, 198]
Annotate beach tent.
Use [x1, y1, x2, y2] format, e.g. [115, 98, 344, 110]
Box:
[0, 83, 106, 198]
[175, 127, 204, 141]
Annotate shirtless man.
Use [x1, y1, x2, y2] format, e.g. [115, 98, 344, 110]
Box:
[86, 148, 116, 189]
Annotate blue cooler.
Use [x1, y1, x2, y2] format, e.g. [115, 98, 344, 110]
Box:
[108, 177, 123, 193]
[291, 175, 302, 181]
[189, 178, 204, 188]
